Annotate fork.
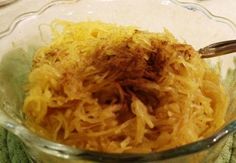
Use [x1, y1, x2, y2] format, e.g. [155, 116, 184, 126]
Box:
[199, 40, 236, 58]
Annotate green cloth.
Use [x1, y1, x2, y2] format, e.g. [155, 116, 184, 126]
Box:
[215, 135, 234, 163]
[0, 128, 32, 163]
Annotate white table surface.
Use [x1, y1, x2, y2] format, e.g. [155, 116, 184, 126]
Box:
[0, 0, 236, 33]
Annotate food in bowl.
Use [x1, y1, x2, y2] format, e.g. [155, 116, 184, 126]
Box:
[23, 21, 228, 153]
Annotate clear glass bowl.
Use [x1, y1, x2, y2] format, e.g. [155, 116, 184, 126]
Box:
[0, 0, 236, 162]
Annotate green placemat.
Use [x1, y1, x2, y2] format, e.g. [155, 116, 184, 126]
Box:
[0, 128, 33, 163]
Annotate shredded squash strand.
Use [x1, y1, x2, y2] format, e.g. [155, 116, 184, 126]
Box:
[23, 21, 228, 153]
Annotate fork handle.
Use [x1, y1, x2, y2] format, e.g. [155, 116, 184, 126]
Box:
[199, 40, 236, 58]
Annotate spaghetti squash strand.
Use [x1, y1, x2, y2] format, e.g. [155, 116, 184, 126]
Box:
[23, 21, 228, 153]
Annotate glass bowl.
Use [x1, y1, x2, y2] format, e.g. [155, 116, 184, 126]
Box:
[0, 0, 17, 6]
[0, 0, 236, 162]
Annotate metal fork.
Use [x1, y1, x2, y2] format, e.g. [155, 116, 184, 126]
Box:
[199, 40, 236, 58]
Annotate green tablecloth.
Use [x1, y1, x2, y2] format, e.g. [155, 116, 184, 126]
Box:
[0, 128, 32, 163]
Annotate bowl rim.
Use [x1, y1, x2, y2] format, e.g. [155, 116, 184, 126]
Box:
[0, 0, 236, 39]
[0, 0, 236, 162]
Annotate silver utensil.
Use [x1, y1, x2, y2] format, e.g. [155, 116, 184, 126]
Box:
[199, 40, 236, 58]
